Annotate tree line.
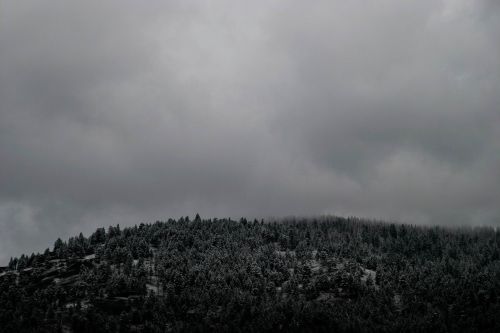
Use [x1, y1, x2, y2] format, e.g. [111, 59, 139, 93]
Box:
[1, 215, 499, 332]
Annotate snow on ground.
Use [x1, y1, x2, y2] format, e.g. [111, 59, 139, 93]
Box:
[276, 250, 296, 257]
[146, 283, 159, 294]
[310, 259, 321, 272]
[360, 267, 376, 283]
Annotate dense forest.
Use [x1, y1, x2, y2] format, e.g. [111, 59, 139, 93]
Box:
[1, 215, 499, 332]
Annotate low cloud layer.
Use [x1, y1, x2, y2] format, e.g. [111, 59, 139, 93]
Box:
[1, 0, 499, 263]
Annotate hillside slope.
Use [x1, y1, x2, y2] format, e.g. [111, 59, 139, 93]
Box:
[1, 216, 500, 332]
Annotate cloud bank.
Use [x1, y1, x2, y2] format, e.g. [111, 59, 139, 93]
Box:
[1, 0, 499, 263]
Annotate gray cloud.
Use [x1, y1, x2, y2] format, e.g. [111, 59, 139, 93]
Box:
[1, 0, 499, 263]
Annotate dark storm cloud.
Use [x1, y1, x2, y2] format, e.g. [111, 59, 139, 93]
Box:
[1, 0, 499, 263]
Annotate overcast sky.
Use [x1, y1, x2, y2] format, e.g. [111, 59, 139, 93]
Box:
[1, 0, 499, 263]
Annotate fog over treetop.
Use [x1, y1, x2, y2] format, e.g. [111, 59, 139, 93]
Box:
[1, 0, 499, 263]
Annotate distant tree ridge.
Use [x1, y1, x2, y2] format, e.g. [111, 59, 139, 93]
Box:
[1, 216, 499, 332]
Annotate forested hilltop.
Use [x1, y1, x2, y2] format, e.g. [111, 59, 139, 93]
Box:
[1, 216, 499, 332]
